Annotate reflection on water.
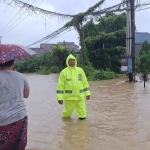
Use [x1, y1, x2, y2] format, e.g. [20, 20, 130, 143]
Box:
[58, 118, 92, 150]
[25, 74, 150, 150]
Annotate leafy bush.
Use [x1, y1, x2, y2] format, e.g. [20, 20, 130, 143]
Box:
[15, 56, 40, 73]
[15, 44, 73, 74]
[50, 66, 60, 73]
[79, 61, 95, 77]
[89, 69, 118, 80]
[36, 66, 51, 75]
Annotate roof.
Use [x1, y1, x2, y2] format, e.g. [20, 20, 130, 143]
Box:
[40, 42, 80, 53]
[135, 32, 150, 44]
[40, 43, 54, 51]
[30, 42, 80, 55]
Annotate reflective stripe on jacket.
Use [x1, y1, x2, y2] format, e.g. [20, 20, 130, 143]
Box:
[56, 54, 91, 101]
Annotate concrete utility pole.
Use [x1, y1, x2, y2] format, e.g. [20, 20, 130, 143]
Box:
[126, 0, 131, 57]
[130, 0, 135, 80]
[126, 0, 135, 82]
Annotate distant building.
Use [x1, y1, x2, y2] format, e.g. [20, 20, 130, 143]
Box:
[30, 42, 80, 56]
[58, 42, 80, 54]
[135, 32, 150, 57]
[31, 32, 150, 57]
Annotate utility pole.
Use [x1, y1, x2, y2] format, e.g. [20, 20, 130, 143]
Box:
[126, 0, 135, 82]
[0, 36, 2, 44]
[130, 0, 135, 81]
[126, 0, 131, 57]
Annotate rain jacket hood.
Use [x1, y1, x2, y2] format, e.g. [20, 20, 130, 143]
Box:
[66, 54, 77, 67]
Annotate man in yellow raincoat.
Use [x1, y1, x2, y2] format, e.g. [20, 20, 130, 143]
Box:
[56, 54, 91, 120]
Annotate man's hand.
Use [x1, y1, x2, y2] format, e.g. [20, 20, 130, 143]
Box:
[58, 100, 63, 104]
[86, 95, 90, 100]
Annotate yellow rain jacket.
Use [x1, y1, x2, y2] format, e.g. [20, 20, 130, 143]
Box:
[56, 54, 91, 101]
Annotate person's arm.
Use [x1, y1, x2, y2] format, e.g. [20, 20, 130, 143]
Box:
[81, 69, 91, 99]
[24, 89, 30, 98]
[23, 75, 30, 99]
[56, 71, 65, 104]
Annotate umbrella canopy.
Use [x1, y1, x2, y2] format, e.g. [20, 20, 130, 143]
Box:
[0, 44, 36, 64]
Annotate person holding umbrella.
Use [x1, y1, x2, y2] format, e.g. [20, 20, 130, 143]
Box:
[0, 44, 36, 149]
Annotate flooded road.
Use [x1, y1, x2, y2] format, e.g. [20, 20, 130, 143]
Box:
[25, 74, 150, 150]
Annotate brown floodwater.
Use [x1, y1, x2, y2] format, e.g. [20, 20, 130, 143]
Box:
[25, 74, 150, 150]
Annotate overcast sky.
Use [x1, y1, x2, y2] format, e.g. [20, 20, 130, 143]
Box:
[0, 0, 150, 48]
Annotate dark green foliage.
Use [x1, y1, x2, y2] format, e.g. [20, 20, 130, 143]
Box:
[92, 69, 118, 80]
[50, 66, 60, 73]
[79, 61, 95, 77]
[97, 12, 126, 33]
[82, 20, 97, 38]
[15, 44, 75, 74]
[139, 41, 150, 56]
[79, 62, 117, 81]
[136, 41, 150, 73]
[83, 13, 126, 73]
[15, 55, 41, 73]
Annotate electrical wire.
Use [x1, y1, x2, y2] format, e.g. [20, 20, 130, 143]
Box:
[0, 0, 30, 34]
[27, 0, 150, 47]
[0, 0, 37, 36]
[0, 0, 74, 18]
[27, 26, 69, 47]
[2, 0, 150, 47]
[27, 1, 129, 47]
[1, 0, 45, 36]
[136, 6, 150, 11]
[43, 28, 74, 44]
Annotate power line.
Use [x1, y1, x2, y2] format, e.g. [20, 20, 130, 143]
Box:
[1, 0, 45, 36]
[136, 6, 150, 11]
[27, 26, 70, 47]
[92, 0, 128, 16]
[27, 0, 150, 47]
[0, 0, 37, 35]
[135, 1, 150, 9]
[43, 28, 74, 44]
[0, 0, 74, 18]
[0, 0, 30, 34]
[27, 1, 129, 47]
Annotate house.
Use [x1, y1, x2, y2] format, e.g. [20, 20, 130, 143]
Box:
[135, 32, 150, 57]
[30, 47, 47, 55]
[30, 42, 80, 56]
[58, 42, 80, 54]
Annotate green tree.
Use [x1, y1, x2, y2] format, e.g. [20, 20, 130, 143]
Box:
[51, 44, 76, 69]
[139, 40, 150, 56]
[83, 13, 126, 72]
[139, 51, 150, 73]
[15, 43, 76, 73]
[136, 41, 150, 73]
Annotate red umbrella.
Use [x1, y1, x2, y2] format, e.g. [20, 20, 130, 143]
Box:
[0, 44, 36, 64]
